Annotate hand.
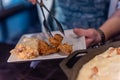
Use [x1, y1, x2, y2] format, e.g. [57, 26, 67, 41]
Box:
[73, 28, 101, 48]
[28, 0, 37, 4]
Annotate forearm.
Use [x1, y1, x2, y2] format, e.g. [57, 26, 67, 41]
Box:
[99, 9, 120, 41]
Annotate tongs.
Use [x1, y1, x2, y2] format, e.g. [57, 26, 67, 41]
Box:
[36, 0, 65, 37]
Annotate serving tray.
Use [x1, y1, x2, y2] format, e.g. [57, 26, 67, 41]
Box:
[7, 29, 86, 63]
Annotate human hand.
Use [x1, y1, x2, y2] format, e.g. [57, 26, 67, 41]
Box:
[28, 0, 37, 4]
[73, 28, 101, 48]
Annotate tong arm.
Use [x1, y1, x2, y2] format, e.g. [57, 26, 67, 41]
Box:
[37, 0, 65, 35]
[37, 0, 53, 37]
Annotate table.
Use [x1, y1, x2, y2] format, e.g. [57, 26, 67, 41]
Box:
[0, 43, 67, 80]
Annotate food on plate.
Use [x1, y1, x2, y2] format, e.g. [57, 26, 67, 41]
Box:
[39, 40, 50, 55]
[46, 47, 58, 55]
[76, 47, 120, 80]
[39, 40, 58, 55]
[10, 38, 40, 59]
[10, 34, 73, 59]
[49, 34, 63, 47]
[58, 43, 73, 54]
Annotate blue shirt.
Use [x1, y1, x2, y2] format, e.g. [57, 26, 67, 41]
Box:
[52, 0, 110, 30]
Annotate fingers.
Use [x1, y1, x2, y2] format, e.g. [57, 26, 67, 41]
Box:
[73, 28, 84, 36]
[73, 28, 90, 37]
[28, 0, 37, 5]
[86, 38, 95, 48]
[73, 28, 99, 48]
[73, 28, 91, 47]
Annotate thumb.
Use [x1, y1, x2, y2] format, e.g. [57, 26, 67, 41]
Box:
[73, 28, 87, 36]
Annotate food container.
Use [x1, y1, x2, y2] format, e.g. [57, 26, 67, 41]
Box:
[60, 41, 120, 80]
[7, 29, 86, 63]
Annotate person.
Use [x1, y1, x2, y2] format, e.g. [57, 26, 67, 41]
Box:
[29, 0, 120, 47]
[73, 8, 120, 47]
[28, 0, 120, 69]
[28, 0, 110, 30]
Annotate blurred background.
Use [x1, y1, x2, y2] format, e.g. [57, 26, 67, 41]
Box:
[0, 0, 41, 45]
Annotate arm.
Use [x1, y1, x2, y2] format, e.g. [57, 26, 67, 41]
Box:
[100, 9, 120, 41]
[73, 9, 120, 47]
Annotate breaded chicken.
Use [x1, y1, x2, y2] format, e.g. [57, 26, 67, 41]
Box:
[39, 40, 58, 55]
[49, 34, 63, 47]
[46, 47, 58, 55]
[39, 40, 50, 55]
[58, 43, 73, 54]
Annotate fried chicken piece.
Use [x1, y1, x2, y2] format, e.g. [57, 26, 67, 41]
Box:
[46, 47, 58, 55]
[49, 34, 63, 47]
[39, 40, 50, 55]
[10, 38, 40, 59]
[39, 40, 59, 55]
[58, 43, 73, 54]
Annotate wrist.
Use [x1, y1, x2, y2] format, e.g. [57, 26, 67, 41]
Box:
[96, 29, 106, 45]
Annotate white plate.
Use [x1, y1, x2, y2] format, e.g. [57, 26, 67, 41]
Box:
[7, 29, 86, 63]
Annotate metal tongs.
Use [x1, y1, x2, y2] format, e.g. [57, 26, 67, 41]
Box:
[36, 0, 65, 37]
